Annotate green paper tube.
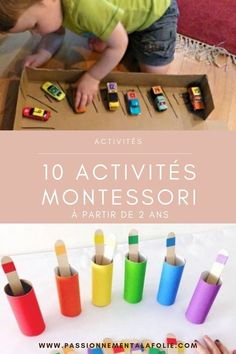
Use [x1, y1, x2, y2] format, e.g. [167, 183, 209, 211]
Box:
[123, 254, 147, 304]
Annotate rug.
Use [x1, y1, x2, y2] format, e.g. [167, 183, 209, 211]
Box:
[177, 0, 236, 62]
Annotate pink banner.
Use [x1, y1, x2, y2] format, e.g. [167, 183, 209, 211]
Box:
[0, 131, 235, 223]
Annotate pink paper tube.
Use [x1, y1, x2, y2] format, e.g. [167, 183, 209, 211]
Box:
[185, 271, 222, 324]
[4, 279, 46, 336]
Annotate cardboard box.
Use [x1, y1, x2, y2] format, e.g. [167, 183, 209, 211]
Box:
[14, 68, 214, 130]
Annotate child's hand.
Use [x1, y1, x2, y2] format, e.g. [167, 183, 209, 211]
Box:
[195, 336, 231, 354]
[75, 72, 100, 110]
[24, 49, 52, 68]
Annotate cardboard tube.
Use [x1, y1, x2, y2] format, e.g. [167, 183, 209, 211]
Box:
[4, 279, 45, 336]
[92, 257, 113, 307]
[185, 271, 222, 324]
[124, 254, 147, 304]
[157, 256, 185, 306]
[55, 267, 82, 317]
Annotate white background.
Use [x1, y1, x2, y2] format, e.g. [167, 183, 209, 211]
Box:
[0, 224, 234, 254]
[0, 224, 235, 354]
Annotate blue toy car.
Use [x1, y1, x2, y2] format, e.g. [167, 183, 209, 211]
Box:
[150, 86, 167, 111]
[126, 90, 141, 115]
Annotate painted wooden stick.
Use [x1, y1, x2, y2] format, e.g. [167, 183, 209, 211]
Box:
[166, 232, 176, 265]
[120, 339, 137, 354]
[103, 338, 114, 354]
[167, 333, 178, 354]
[103, 234, 116, 265]
[55, 240, 71, 277]
[141, 340, 152, 354]
[1, 256, 25, 296]
[177, 342, 185, 354]
[128, 229, 139, 262]
[131, 343, 143, 354]
[94, 229, 105, 265]
[63, 348, 77, 354]
[207, 249, 228, 284]
[113, 347, 125, 354]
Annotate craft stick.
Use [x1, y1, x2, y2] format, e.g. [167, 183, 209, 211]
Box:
[144, 342, 166, 354]
[56, 81, 65, 93]
[19, 85, 26, 100]
[206, 249, 228, 284]
[177, 342, 185, 354]
[1, 256, 25, 296]
[141, 340, 152, 354]
[131, 343, 143, 354]
[148, 349, 166, 354]
[103, 338, 114, 354]
[55, 240, 71, 277]
[166, 333, 178, 354]
[120, 339, 134, 354]
[88, 349, 103, 354]
[44, 93, 53, 103]
[63, 348, 77, 354]
[103, 234, 116, 265]
[166, 232, 176, 265]
[94, 229, 105, 265]
[27, 94, 58, 113]
[128, 229, 139, 262]
[131, 349, 143, 354]
[113, 347, 125, 354]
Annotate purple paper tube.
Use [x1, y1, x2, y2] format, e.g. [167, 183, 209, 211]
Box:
[185, 271, 222, 324]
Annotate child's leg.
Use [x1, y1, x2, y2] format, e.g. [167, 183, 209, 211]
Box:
[129, 0, 179, 73]
[139, 63, 170, 74]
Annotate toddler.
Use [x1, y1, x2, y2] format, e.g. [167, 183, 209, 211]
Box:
[0, 0, 179, 110]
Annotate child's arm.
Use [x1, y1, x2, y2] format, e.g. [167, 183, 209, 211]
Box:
[24, 27, 65, 68]
[75, 22, 128, 109]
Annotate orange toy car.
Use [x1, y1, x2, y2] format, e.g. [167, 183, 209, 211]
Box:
[73, 89, 86, 113]
[188, 86, 205, 111]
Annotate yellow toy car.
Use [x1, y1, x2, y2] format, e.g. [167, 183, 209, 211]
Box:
[107, 82, 119, 111]
[41, 82, 66, 101]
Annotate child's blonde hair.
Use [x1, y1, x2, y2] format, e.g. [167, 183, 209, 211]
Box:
[0, 0, 42, 32]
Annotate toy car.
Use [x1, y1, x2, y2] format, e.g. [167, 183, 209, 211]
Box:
[126, 90, 141, 115]
[22, 107, 51, 121]
[150, 86, 167, 111]
[41, 82, 66, 101]
[188, 86, 205, 111]
[75, 106, 86, 114]
[73, 89, 86, 114]
[107, 82, 119, 110]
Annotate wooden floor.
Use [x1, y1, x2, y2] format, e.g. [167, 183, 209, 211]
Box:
[0, 31, 235, 130]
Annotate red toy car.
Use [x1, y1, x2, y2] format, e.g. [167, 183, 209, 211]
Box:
[22, 107, 51, 121]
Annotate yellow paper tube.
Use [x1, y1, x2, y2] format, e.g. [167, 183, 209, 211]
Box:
[92, 257, 113, 307]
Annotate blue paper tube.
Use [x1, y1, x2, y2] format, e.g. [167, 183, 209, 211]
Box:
[157, 256, 185, 306]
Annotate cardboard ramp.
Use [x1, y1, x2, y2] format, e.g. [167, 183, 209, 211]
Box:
[14, 68, 214, 130]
